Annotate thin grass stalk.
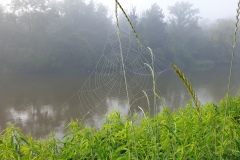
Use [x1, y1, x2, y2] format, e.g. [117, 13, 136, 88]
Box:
[115, 0, 131, 118]
[144, 60, 160, 158]
[147, 47, 157, 115]
[115, 2, 162, 158]
[115, 1, 138, 158]
[227, 0, 240, 95]
[172, 64, 201, 111]
[172, 64, 205, 158]
[142, 90, 154, 140]
[142, 90, 150, 114]
[116, 0, 166, 111]
[148, 47, 158, 158]
[115, 0, 141, 46]
[138, 106, 146, 118]
[115, 0, 161, 111]
[221, 0, 240, 158]
[148, 50, 166, 107]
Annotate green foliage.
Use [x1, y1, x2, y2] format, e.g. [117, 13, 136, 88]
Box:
[1, 96, 240, 159]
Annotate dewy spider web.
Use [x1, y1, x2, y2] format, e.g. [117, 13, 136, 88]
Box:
[56, 26, 170, 121]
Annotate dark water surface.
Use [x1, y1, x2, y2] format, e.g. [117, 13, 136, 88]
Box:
[0, 67, 239, 138]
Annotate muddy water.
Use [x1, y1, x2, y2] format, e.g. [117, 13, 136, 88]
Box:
[0, 67, 239, 138]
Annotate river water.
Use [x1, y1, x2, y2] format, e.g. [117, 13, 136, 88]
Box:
[0, 67, 239, 138]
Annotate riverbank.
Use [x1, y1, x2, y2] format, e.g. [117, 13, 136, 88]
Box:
[1, 95, 240, 159]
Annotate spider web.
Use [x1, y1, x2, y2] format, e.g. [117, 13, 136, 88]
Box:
[56, 26, 170, 122]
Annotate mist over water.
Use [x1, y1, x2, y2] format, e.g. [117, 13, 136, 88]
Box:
[0, 67, 239, 138]
[0, 0, 240, 138]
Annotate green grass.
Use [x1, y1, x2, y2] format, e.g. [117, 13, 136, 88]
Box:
[1, 96, 240, 159]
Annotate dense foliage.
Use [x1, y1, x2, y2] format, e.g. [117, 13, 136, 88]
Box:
[0, 0, 239, 73]
[0, 96, 240, 159]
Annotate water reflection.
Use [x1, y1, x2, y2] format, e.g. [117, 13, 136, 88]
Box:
[7, 104, 63, 137]
[0, 68, 239, 138]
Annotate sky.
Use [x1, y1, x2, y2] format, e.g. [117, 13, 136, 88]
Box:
[95, 0, 239, 21]
[0, 0, 238, 20]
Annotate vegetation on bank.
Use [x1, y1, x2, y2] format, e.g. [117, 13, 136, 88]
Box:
[1, 96, 240, 159]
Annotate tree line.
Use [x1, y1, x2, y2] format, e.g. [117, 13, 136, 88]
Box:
[0, 0, 239, 74]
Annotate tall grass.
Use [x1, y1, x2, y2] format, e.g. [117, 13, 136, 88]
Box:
[1, 96, 240, 159]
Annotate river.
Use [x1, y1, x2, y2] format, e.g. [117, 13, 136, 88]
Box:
[0, 66, 239, 138]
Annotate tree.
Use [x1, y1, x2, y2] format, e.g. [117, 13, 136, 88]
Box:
[0, 0, 111, 73]
[117, 7, 138, 34]
[61, 0, 86, 25]
[168, 2, 200, 33]
[138, 3, 166, 49]
[166, 2, 201, 69]
[53, 0, 110, 71]
[10, 0, 53, 32]
[204, 19, 240, 65]
[128, 7, 138, 29]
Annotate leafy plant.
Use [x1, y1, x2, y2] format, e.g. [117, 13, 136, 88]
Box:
[0, 96, 240, 159]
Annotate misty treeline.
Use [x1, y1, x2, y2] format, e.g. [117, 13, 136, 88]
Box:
[0, 0, 239, 74]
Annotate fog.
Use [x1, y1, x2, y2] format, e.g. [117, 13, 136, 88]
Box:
[0, 0, 239, 92]
[1, 0, 238, 20]
[0, 0, 240, 137]
[0, 0, 240, 83]
[96, 0, 239, 20]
